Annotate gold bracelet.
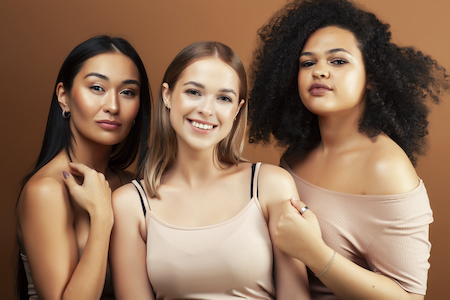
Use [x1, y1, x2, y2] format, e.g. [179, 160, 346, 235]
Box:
[316, 250, 336, 277]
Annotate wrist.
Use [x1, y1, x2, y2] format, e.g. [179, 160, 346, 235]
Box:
[306, 243, 336, 276]
[90, 209, 114, 229]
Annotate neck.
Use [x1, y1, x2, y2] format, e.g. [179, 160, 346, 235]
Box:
[168, 143, 224, 189]
[69, 138, 113, 175]
[317, 107, 366, 153]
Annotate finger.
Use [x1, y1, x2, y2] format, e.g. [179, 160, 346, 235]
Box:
[62, 170, 79, 191]
[290, 197, 306, 211]
[68, 162, 98, 178]
[281, 199, 303, 217]
[281, 199, 294, 214]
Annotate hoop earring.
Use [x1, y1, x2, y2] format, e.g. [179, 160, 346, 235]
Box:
[62, 109, 70, 119]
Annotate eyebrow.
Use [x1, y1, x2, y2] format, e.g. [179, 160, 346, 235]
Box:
[184, 81, 236, 96]
[300, 48, 352, 57]
[84, 72, 140, 87]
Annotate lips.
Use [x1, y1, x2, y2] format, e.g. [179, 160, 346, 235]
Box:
[189, 119, 216, 131]
[96, 120, 122, 130]
[309, 83, 332, 95]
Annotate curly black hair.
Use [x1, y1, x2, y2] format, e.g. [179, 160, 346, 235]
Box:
[248, 0, 448, 165]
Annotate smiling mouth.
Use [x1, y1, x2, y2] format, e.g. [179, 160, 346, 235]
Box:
[190, 120, 215, 130]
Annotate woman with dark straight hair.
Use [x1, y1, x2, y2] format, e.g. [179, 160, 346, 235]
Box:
[16, 35, 151, 299]
[248, 0, 449, 299]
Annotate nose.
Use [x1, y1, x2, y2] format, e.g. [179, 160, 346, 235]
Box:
[312, 62, 330, 79]
[104, 92, 119, 115]
[198, 96, 215, 116]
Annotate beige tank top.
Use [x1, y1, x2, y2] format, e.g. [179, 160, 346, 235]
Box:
[132, 163, 275, 299]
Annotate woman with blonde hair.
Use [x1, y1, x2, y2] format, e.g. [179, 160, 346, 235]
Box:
[110, 41, 311, 299]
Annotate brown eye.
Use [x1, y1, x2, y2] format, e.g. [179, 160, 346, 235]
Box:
[186, 89, 201, 96]
[301, 61, 315, 68]
[331, 59, 347, 65]
[90, 85, 104, 92]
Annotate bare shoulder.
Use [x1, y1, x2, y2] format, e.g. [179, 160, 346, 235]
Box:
[258, 163, 299, 203]
[112, 182, 145, 219]
[365, 135, 419, 194]
[112, 182, 140, 207]
[19, 172, 70, 217]
[17, 170, 73, 250]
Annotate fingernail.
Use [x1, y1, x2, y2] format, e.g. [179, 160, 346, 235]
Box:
[63, 171, 69, 179]
[291, 197, 299, 201]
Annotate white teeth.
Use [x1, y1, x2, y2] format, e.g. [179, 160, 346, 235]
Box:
[191, 121, 213, 130]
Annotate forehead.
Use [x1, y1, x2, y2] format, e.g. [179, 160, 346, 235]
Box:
[78, 52, 139, 79]
[302, 26, 360, 53]
[178, 57, 240, 87]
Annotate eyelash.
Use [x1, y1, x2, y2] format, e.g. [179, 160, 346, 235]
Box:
[185, 88, 233, 103]
[90, 85, 104, 92]
[300, 59, 348, 67]
[301, 61, 315, 68]
[218, 96, 232, 102]
[121, 90, 137, 96]
[186, 89, 201, 96]
[331, 59, 347, 65]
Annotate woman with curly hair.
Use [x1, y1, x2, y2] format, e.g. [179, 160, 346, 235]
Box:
[248, 0, 449, 299]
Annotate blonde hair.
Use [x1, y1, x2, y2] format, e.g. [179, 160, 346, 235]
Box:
[141, 41, 248, 198]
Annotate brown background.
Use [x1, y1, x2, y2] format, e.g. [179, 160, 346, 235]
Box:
[1, 0, 449, 299]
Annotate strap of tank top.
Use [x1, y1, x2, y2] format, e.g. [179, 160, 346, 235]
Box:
[250, 162, 262, 199]
[132, 180, 150, 216]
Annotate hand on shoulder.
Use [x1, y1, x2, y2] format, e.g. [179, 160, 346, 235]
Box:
[257, 163, 300, 209]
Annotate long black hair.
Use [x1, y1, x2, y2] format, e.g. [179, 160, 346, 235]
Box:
[248, 0, 449, 165]
[16, 35, 152, 299]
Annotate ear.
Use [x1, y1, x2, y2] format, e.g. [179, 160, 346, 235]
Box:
[56, 82, 70, 112]
[161, 82, 171, 109]
[234, 99, 245, 119]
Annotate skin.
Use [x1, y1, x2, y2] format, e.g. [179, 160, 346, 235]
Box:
[275, 26, 423, 300]
[110, 57, 311, 299]
[16, 52, 140, 300]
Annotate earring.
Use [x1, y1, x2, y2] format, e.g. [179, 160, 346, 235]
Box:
[132, 120, 136, 126]
[62, 109, 70, 119]
[164, 102, 171, 110]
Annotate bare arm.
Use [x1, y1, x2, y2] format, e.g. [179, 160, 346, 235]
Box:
[18, 163, 113, 300]
[275, 198, 425, 300]
[257, 164, 311, 300]
[110, 183, 154, 300]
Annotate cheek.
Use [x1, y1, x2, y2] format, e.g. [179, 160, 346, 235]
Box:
[220, 105, 239, 126]
[70, 89, 95, 119]
[297, 72, 309, 100]
[125, 100, 140, 121]
[342, 70, 367, 98]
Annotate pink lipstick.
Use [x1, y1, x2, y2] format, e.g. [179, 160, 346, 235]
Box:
[96, 120, 121, 130]
[309, 83, 332, 96]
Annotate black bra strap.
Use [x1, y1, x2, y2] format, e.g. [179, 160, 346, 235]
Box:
[133, 180, 150, 216]
[250, 163, 256, 198]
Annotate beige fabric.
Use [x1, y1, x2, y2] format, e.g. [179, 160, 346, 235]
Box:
[134, 163, 275, 299]
[281, 159, 432, 299]
[20, 253, 38, 300]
